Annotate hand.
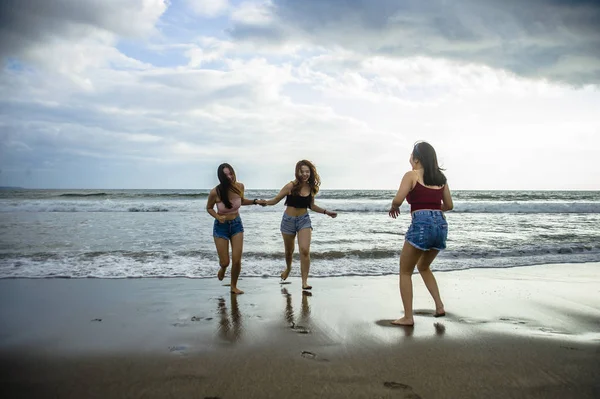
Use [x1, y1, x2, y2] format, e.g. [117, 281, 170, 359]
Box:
[388, 207, 400, 219]
[257, 199, 268, 207]
[217, 215, 227, 223]
[325, 211, 337, 218]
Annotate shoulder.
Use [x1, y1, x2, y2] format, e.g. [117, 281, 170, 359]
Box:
[285, 181, 295, 190]
[403, 170, 418, 181]
[236, 182, 245, 191]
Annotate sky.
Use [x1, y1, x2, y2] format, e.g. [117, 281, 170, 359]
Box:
[1, 0, 599, 190]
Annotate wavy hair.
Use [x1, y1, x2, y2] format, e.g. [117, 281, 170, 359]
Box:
[292, 159, 321, 195]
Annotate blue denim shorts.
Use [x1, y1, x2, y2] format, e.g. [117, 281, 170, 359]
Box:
[280, 212, 312, 235]
[405, 210, 448, 251]
[213, 215, 244, 240]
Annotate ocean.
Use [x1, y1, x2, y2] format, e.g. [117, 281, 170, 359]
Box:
[0, 189, 598, 279]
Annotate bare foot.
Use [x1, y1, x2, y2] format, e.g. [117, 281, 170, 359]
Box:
[280, 268, 291, 281]
[230, 287, 244, 295]
[217, 266, 227, 281]
[391, 317, 414, 326]
[302, 285, 312, 290]
[434, 307, 446, 318]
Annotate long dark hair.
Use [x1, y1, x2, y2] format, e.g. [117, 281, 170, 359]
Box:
[216, 163, 241, 209]
[292, 160, 321, 195]
[412, 142, 447, 186]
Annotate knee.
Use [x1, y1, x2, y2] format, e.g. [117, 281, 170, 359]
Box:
[399, 265, 414, 276]
[232, 258, 241, 267]
[417, 265, 430, 274]
[219, 259, 230, 268]
[299, 247, 310, 257]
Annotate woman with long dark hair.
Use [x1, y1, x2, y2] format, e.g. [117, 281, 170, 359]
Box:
[259, 160, 337, 290]
[206, 163, 262, 294]
[388, 142, 454, 326]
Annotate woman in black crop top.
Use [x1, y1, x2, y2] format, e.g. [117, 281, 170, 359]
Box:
[258, 160, 337, 290]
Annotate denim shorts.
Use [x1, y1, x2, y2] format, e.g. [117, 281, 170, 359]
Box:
[405, 210, 448, 251]
[213, 215, 244, 240]
[280, 212, 312, 235]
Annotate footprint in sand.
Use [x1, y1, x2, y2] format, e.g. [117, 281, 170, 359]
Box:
[539, 327, 572, 335]
[290, 322, 310, 334]
[499, 317, 527, 325]
[168, 345, 189, 355]
[301, 351, 329, 362]
[560, 346, 580, 351]
[458, 317, 489, 325]
[383, 381, 422, 398]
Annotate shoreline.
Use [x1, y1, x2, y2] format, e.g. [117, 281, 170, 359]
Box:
[1, 259, 599, 280]
[1, 263, 599, 398]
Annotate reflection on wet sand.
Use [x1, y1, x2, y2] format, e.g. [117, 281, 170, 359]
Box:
[434, 322, 446, 336]
[217, 293, 242, 343]
[282, 288, 311, 331]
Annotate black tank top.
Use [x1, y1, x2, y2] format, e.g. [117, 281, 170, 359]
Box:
[285, 194, 312, 209]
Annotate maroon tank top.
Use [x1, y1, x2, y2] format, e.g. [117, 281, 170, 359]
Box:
[406, 182, 444, 212]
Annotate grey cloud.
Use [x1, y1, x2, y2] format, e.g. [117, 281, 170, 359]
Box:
[228, 23, 289, 44]
[0, 0, 163, 59]
[0, 66, 291, 183]
[229, 0, 600, 85]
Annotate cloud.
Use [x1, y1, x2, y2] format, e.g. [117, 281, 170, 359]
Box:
[227, 0, 600, 85]
[186, 0, 230, 17]
[0, 0, 167, 54]
[0, 0, 167, 78]
[1, 0, 599, 189]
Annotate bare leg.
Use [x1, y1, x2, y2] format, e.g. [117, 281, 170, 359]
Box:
[214, 237, 230, 281]
[416, 249, 445, 316]
[392, 241, 423, 326]
[229, 232, 244, 294]
[281, 233, 296, 280]
[297, 228, 312, 289]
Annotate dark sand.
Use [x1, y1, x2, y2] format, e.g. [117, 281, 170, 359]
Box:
[1, 263, 599, 398]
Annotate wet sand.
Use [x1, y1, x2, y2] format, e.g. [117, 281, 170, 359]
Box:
[1, 263, 599, 398]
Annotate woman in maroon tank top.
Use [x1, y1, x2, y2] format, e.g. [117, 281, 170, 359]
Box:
[388, 142, 454, 326]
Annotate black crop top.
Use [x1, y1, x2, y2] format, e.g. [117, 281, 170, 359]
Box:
[285, 194, 312, 209]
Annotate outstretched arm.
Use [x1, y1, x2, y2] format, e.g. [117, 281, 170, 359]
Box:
[237, 183, 262, 206]
[261, 182, 294, 206]
[389, 171, 416, 219]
